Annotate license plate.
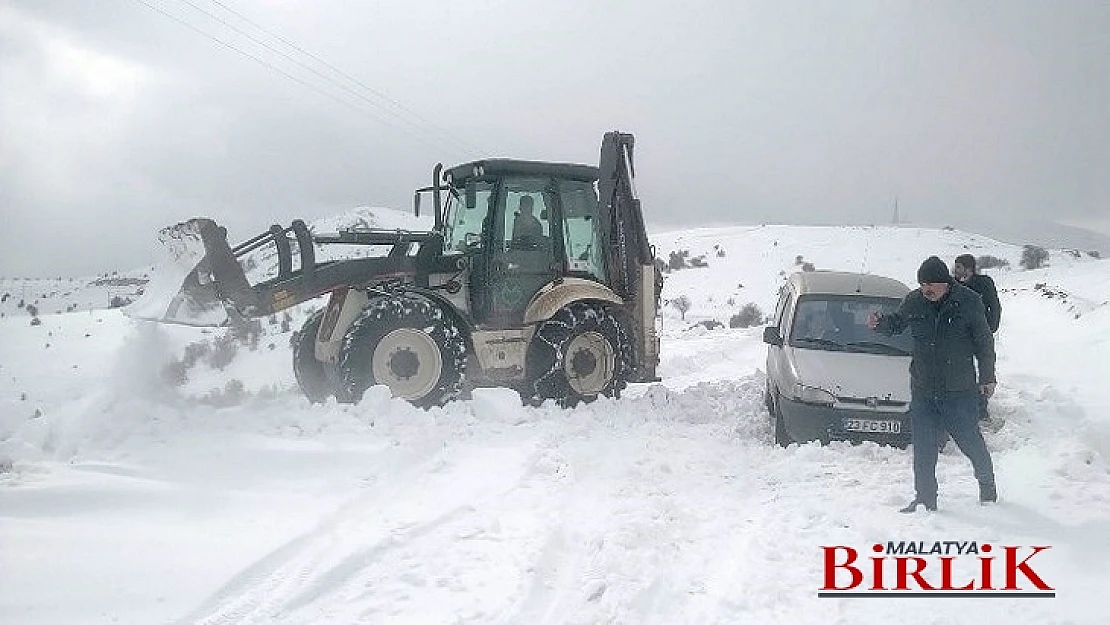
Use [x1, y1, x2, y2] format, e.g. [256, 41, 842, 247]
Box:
[844, 418, 901, 434]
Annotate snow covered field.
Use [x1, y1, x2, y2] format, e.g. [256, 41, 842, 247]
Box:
[2, 223, 1108, 624]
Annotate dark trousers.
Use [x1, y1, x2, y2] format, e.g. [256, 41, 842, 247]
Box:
[910, 390, 996, 505]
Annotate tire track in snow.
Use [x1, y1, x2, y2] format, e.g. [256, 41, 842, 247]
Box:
[179, 444, 536, 625]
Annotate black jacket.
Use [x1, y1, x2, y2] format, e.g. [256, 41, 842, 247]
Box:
[962, 274, 1001, 332]
[875, 282, 996, 394]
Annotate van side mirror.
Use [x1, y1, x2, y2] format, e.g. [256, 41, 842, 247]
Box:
[762, 326, 783, 346]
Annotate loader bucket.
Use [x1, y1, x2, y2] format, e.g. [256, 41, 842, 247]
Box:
[125, 219, 229, 326]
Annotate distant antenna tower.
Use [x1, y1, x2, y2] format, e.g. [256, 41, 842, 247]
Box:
[892, 196, 900, 226]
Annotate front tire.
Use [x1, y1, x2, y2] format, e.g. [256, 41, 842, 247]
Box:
[770, 391, 793, 447]
[527, 303, 632, 408]
[336, 296, 467, 408]
[293, 309, 333, 403]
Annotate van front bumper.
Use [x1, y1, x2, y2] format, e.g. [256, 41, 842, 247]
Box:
[778, 397, 912, 447]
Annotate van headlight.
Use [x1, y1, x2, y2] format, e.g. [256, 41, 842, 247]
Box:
[793, 384, 836, 406]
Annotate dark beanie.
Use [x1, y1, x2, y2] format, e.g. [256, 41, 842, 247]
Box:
[917, 256, 952, 284]
[954, 254, 976, 271]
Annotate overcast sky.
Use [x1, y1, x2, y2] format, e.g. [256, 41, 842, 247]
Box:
[1, 0, 1108, 276]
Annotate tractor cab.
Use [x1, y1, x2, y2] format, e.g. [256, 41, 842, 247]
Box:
[422, 160, 609, 329]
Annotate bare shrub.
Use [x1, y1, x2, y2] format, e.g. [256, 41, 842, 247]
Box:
[671, 295, 692, 320]
[207, 334, 239, 370]
[977, 255, 1009, 270]
[1020, 245, 1049, 270]
[730, 303, 764, 328]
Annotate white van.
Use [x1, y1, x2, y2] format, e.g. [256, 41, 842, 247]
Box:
[763, 271, 914, 447]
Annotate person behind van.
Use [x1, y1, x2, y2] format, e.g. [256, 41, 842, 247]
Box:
[795, 308, 839, 341]
[954, 253, 1001, 420]
[866, 256, 998, 512]
[953, 254, 1001, 333]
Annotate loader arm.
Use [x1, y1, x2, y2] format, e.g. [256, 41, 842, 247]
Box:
[130, 217, 442, 326]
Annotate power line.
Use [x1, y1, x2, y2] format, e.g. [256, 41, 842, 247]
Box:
[202, 0, 479, 154]
[130, 0, 459, 154]
[171, 0, 476, 154]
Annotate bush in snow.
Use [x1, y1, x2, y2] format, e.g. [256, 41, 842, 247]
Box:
[280, 311, 293, 333]
[671, 295, 692, 320]
[229, 315, 263, 351]
[801, 262, 816, 272]
[977, 255, 1009, 270]
[207, 334, 239, 370]
[795, 255, 805, 265]
[689, 255, 708, 268]
[668, 250, 690, 271]
[695, 319, 723, 330]
[162, 359, 189, 387]
[25, 304, 37, 317]
[200, 379, 247, 407]
[109, 295, 133, 308]
[30, 317, 42, 326]
[1088, 250, 1101, 259]
[1020, 245, 1049, 270]
[730, 303, 764, 329]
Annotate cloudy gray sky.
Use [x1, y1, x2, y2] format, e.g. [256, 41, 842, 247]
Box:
[1, 0, 1108, 276]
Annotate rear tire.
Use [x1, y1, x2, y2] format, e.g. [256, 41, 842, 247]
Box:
[527, 303, 632, 408]
[336, 296, 466, 408]
[293, 310, 333, 403]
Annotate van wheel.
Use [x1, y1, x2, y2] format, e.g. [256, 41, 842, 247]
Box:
[771, 393, 793, 447]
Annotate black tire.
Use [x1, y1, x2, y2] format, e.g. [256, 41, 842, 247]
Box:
[771, 392, 793, 448]
[293, 309, 333, 403]
[527, 303, 632, 408]
[336, 296, 466, 408]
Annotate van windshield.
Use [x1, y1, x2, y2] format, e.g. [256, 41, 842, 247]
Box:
[790, 296, 913, 355]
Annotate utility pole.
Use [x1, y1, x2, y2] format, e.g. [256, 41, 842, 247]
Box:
[892, 196, 900, 226]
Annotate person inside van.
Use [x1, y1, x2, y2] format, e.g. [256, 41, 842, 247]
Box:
[794, 308, 834, 341]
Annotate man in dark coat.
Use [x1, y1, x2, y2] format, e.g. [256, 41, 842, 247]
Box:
[953, 254, 1001, 332]
[954, 253, 1001, 420]
[866, 256, 998, 512]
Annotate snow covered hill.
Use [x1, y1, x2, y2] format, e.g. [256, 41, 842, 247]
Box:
[1, 222, 1108, 625]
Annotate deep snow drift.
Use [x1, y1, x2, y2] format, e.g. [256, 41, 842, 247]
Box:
[1, 222, 1108, 625]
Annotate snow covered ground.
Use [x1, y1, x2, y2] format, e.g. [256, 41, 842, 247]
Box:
[1, 222, 1108, 624]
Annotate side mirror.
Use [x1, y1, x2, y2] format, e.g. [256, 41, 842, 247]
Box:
[465, 180, 477, 209]
[762, 326, 783, 346]
[413, 192, 421, 217]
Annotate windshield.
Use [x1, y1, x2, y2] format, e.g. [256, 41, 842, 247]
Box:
[789, 295, 913, 355]
[443, 181, 494, 252]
